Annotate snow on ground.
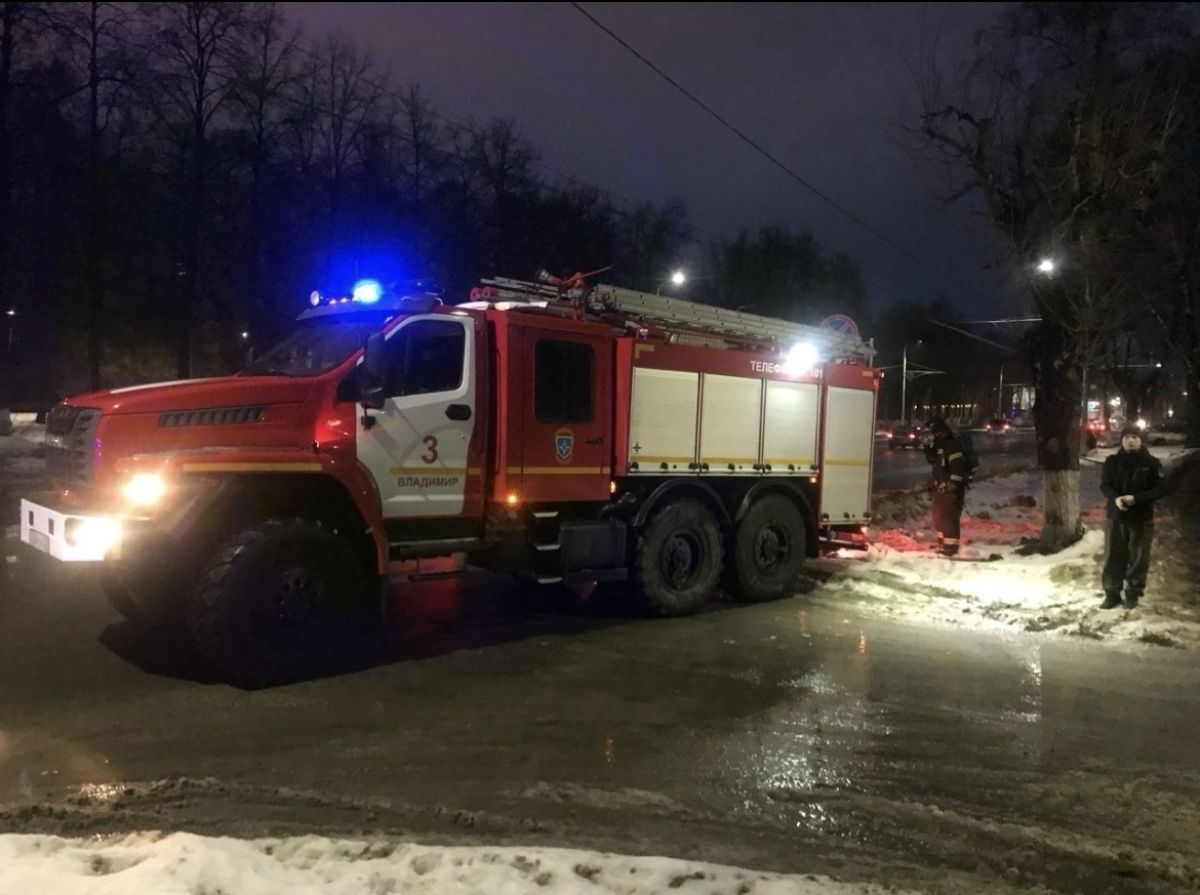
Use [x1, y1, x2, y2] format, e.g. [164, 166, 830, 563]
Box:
[1, 417, 45, 546]
[0, 418, 44, 455]
[0, 832, 916, 895]
[823, 446, 1200, 650]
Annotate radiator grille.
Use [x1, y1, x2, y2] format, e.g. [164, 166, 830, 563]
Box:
[44, 405, 101, 490]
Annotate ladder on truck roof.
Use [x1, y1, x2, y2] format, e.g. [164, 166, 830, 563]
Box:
[476, 276, 875, 364]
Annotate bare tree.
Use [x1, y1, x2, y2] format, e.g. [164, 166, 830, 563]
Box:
[612, 199, 688, 293]
[919, 3, 1183, 550]
[465, 119, 539, 273]
[144, 0, 243, 377]
[228, 1, 299, 342]
[311, 35, 381, 256]
[1138, 34, 1200, 447]
[49, 1, 141, 389]
[393, 84, 443, 263]
[0, 2, 48, 405]
[1104, 333, 1164, 423]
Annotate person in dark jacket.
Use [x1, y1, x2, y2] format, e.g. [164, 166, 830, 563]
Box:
[923, 417, 969, 556]
[1099, 426, 1165, 609]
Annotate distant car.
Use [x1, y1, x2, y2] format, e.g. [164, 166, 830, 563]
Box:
[1084, 420, 1112, 449]
[985, 418, 1011, 434]
[888, 425, 922, 449]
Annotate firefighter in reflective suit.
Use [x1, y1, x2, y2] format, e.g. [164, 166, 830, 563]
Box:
[923, 417, 967, 556]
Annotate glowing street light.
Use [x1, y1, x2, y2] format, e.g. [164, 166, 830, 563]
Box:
[1036, 257, 1057, 276]
[657, 269, 688, 294]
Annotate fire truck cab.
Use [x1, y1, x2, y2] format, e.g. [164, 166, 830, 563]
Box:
[20, 275, 878, 685]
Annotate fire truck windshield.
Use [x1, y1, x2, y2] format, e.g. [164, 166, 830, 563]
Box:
[244, 314, 392, 377]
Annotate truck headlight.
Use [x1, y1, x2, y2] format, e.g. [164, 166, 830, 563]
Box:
[124, 473, 166, 507]
[65, 517, 122, 553]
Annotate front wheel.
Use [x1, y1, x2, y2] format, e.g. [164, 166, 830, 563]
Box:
[187, 518, 376, 687]
[728, 494, 807, 603]
[633, 499, 723, 617]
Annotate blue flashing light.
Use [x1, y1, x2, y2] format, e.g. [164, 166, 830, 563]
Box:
[352, 279, 383, 304]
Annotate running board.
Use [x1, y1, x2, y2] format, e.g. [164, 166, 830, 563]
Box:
[389, 537, 487, 560]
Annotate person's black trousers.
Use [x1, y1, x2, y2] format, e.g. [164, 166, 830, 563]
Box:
[932, 489, 964, 554]
[1102, 517, 1153, 600]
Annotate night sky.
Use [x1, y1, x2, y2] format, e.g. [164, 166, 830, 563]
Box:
[282, 2, 1015, 317]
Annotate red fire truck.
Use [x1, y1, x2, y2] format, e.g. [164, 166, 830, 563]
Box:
[20, 274, 878, 685]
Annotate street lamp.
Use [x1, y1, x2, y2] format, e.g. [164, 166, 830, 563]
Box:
[656, 269, 687, 295]
[1034, 256, 1095, 451]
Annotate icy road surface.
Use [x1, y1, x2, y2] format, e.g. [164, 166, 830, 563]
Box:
[3, 422, 1198, 893]
[2, 552, 1199, 894]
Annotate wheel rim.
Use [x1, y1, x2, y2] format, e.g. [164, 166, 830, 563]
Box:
[273, 565, 327, 628]
[660, 530, 704, 591]
[753, 523, 791, 573]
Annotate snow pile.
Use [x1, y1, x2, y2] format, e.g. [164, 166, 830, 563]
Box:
[0, 417, 45, 472]
[832, 447, 1200, 648]
[0, 832, 916, 895]
[2, 419, 46, 544]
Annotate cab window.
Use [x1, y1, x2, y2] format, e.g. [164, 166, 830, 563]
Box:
[384, 319, 466, 397]
[534, 339, 593, 422]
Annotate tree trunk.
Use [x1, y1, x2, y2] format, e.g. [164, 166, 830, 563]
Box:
[1033, 337, 1084, 551]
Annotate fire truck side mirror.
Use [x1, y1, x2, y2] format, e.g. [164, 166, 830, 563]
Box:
[360, 333, 387, 411]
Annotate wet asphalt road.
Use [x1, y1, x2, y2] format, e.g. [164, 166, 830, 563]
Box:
[873, 429, 1037, 491]
[2, 547, 1198, 894]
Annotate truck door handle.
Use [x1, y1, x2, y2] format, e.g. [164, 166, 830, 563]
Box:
[445, 404, 472, 421]
[585, 436, 604, 445]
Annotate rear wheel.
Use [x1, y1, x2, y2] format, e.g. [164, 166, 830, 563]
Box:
[633, 499, 722, 617]
[728, 494, 806, 603]
[187, 518, 376, 687]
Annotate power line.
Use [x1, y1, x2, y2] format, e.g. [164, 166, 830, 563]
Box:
[925, 318, 1019, 353]
[963, 317, 1042, 325]
[569, 2, 995, 300]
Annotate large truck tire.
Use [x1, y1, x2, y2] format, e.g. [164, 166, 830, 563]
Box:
[187, 518, 375, 687]
[633, 499, 722, 617]
[727, 494, 806, 603]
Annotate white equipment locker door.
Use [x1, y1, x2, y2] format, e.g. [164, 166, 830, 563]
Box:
[628, 367, 699, 474]
[819, 386, 876, 523]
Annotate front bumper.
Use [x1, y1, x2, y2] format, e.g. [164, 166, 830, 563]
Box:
[19, 497, 138, 562]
